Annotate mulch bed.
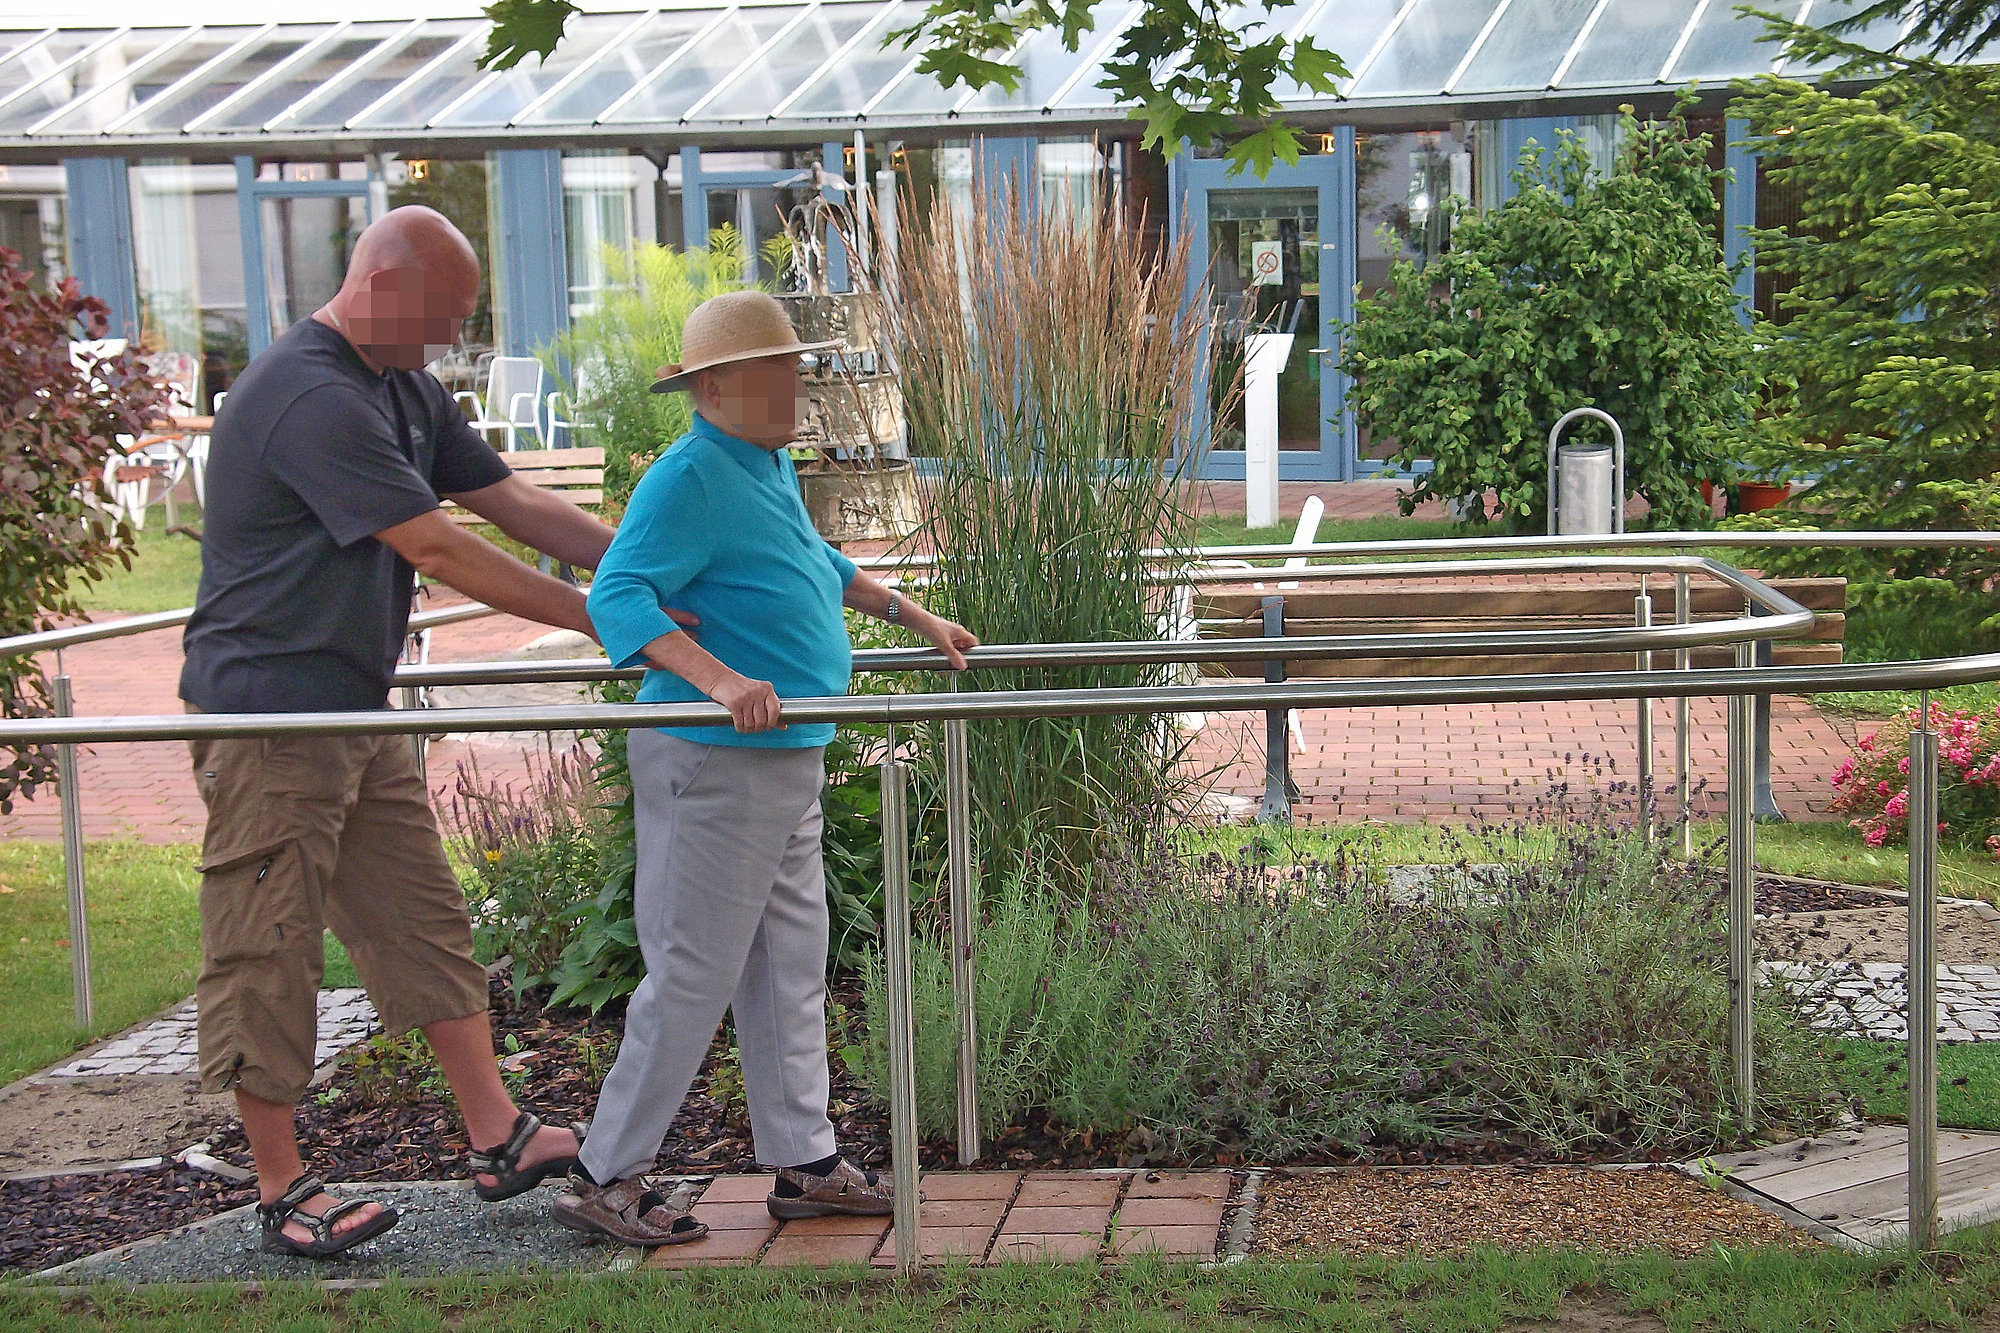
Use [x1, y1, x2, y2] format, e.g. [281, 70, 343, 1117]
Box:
[1738, 873, 1900, 916]
[1252, 1167, 1814, 1258]
[0, 1165, 254, 1276]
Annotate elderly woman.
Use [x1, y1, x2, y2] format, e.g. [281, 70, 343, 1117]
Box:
[555, 291, 977, 1246]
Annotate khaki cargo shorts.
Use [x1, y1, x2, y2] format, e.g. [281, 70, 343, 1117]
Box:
[188, 719, 488, 1105]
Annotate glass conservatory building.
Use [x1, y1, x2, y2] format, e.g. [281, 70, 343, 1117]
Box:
[0, 0, 1933, 478]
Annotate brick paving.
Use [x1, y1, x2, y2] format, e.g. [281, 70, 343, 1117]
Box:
[645, 1169, 1233, 1269]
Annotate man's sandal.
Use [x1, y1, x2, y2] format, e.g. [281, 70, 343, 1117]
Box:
[552, 1174, 708, 1247]
[468, 1110, 583, 1202]
[258, 1174, 400, 1259]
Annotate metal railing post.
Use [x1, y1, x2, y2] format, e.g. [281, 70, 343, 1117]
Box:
[1908, 693, 1940, 1253]
[1676, 573, 1692, 859]
[944, 681, 981, 1165]
[1751, 601, 1781, 820]
[53, 668, 93, 1030]
[1635, 576, 1653, 839]
[1728, 640, 1757, 1131]
[1258, 594, 1292, 824]
[879, 726, 921, 1275]
[401, 684, 427, 781]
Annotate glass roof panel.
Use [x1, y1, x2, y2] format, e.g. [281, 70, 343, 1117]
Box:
[1261, 0, 1403, 103]
[1781, 0, 1908, 74]
[1454, 0, 1598, 92]
[867, 31, 979, 115]
[1346, 0, 1494, 98]
[433, 11, 642, 127]
[1557, 0, 1697, 86]
[4, 28, 205, 135]
[0, 31, 46, 67]
[113, 25, 328, 133]
[516, 9, 714, 124]
[598, 8, 800, 124]
[700, 2, 879, 118]
[964, 0, 1136, 109]
[782, 0, 922, 116]
[1668, 0, 1783, 80]
[347, 23, 494, 127]
[274, 21, 477, 129]
[0, 30, 109, 110]
[202, 23, 403, 129]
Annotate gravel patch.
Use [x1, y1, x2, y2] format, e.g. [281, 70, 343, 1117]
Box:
[1251, 1167, 1813, 1259]
[30, 1181, 616, 1284]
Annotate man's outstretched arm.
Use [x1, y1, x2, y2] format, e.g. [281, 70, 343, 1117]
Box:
[376, 509, 594, 637]
[444, 473, 616, 571]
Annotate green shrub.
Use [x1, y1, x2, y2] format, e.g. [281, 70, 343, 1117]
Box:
[862, 802, 1847, 1159]
[539, 232, 755, 509]
[1341, 104, 1754, 531]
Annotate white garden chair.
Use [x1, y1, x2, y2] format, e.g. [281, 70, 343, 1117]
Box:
[454, 356, 545, 451]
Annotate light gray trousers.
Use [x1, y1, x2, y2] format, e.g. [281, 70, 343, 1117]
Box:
[579, 730, 838, 1184]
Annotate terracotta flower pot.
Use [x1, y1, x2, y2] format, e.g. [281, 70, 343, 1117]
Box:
[1737, 481, 1791, 513]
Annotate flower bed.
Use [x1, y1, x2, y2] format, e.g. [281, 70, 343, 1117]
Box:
[1830, 703, 2000, 854]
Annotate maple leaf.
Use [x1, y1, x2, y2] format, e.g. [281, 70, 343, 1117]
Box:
[480, 0, 577, 70]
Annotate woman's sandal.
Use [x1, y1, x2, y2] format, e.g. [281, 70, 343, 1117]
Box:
[552, 1173, 709, 1248]
[258, 1173, 400, 1259]
[468, 1110, 583, 1202]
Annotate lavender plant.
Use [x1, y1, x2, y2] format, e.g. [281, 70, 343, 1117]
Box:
[863, 782, 1847, 1159]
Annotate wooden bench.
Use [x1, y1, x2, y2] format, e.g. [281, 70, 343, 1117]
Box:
[1195, 574, 1846, 678]
[443, 446, 605, 523]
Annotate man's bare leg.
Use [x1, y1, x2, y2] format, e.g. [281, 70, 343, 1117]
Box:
[422, 1012, 578, 1188]
[239, 1090, 384, 1245]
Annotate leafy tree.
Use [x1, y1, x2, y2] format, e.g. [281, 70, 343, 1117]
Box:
[1340, 107, 1756, 531]
[0, 249, 168, 811]
[479, 0, 1343, 176]
[1725, 32, 2000, 655]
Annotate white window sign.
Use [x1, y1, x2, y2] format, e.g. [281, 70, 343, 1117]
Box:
[1249, 239, 1283, 286]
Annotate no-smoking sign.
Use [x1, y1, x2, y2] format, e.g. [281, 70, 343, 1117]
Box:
[1250, 240, 1283, 286]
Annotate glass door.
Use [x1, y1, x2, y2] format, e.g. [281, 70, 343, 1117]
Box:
[1178, 138, 1353, 481]
[235, 157, 375, 358]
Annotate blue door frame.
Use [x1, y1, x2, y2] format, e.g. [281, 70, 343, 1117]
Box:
[1174, 133, 1356, 482]
[681, 143, 854, 289]
[235, 157, 375, 359]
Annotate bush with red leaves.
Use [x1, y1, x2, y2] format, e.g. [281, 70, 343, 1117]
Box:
[0, 248, 169, 811]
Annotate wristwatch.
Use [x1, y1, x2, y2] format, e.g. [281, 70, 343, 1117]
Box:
[886, 592, 902, 623]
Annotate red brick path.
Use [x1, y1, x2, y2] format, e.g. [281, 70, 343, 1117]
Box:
[647, 1169, 1232, 1269]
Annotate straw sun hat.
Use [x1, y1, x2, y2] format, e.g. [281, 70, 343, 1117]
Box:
[649, 290, 840, 394]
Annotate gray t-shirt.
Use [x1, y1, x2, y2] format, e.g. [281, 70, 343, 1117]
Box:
[180, 318, 511, 713]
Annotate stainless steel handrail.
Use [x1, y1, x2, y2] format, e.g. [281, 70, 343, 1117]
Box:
[2, 532, 1990, 660]
[7, 655, 1997, 745]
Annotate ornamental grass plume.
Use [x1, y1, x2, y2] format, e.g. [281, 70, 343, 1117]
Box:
[884, 158, 1236, 886]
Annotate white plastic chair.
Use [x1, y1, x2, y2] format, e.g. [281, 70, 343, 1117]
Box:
[545, 360, 600, 448]
[454, 356, 545, 450]
[104, 441, 187, 532]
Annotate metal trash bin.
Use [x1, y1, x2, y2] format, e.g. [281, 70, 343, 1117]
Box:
[1546, 408, 1627, 537]
[1556, 443, 1617, 535]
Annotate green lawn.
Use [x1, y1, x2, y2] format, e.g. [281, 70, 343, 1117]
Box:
[1194, 513, 1458, 550]
[0, 842, 355, 1085]
[69, 525, 203, 616]
[1829, 1038, 2000, 1132]
[0, 841, 202, 1084]
[8, 1239, 2000, 1331]
[1197, 818, 2000, 904]
[1813, 681, 2000, 722]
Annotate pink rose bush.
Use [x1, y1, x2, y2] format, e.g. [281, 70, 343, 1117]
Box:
[1830, 702, 2000, 855]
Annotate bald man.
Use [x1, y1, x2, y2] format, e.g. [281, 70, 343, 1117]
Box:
[180, 206, 632, 1258]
